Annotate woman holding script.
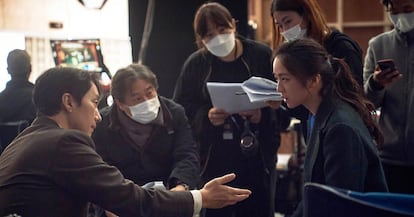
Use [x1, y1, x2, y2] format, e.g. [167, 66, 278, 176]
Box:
[173, 2, 281, 217]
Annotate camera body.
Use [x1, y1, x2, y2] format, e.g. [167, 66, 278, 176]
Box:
[240, 119, 259, 156]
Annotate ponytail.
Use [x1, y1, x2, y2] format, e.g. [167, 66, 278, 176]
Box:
[274, 39, 383, 146]
[328, 57, 384, 146]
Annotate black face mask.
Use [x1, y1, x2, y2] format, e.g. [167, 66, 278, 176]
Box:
[240, 118, 259, 157]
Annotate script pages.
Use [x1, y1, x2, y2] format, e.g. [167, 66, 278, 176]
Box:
[206, 76, 282, 114]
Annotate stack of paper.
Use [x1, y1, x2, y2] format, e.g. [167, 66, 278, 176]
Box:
[241, 76, 283, 102]
[206, 82, 266, 114]
[206, 77, 282, 114]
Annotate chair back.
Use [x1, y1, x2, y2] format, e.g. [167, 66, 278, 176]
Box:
[0, 120, 29, 152]
[304, 182, 414, 217]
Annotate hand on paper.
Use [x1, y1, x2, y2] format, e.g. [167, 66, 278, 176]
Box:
[239, 109, 261, 124]
[208, 107, 230, 126]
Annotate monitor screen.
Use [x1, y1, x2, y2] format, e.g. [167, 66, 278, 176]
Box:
[50, 39, 103, 72]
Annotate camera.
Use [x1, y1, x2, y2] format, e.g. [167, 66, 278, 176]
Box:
[240, 118, 259, 156]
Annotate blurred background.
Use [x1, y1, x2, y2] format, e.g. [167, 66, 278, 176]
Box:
[0, 0, 390, 97]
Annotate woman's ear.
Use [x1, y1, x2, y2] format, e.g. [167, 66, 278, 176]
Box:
[307, 73, 322, 89]
[231, 18, 237, 29]
[314, 73, 321, 85]
[61, 93, 75, 113]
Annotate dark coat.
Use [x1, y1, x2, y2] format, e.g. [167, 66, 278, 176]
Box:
[292, 97, 388, 217]
[174, 36, 280, 173]
[92, 96, 200, 189]
[0, 79, 36, 123]
[0, 117, 194, 217]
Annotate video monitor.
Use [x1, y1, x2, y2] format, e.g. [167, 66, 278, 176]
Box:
[50, 39, 104, 72]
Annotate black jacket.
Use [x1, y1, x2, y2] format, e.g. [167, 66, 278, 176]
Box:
[174, 36, 280, 217]
[291, 97, 388, 217]
[324, 28, 363, 86]
[0, 117, 194, 217]
[0, 79, 36, 123]
[174, 37, 280, 173]
[92, 96, 200, 189]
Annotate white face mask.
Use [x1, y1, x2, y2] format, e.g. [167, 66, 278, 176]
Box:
[389, 12, 414, 33]
[128, 97, 160, 124]
[281, 24, 307, 41]
[203, 33, 236, 57]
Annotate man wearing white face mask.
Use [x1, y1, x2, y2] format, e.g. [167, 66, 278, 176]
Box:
[128, 96, 161, 124]
[92, 64, 200, 217]
[363, 0, 414, 194]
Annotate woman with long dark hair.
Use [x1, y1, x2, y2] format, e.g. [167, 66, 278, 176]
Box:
[273, 39, 388, 217]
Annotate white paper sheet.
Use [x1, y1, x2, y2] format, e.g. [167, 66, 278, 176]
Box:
[206, 82, 267, 114]
[241, 76, 283, 102]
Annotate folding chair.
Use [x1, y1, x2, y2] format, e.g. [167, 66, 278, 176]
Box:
[0, 120, 29, 153]
[303, 182, 414, 217]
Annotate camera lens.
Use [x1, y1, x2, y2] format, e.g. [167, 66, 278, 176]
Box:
[240, 118, 258, 156]
[241, 135, 255, 148]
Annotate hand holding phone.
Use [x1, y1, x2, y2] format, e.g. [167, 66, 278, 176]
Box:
[374, 59, 401, 88]
[377, 59, 396, 72]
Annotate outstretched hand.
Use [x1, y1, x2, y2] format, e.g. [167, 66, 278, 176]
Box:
[200, 173, 251, 208]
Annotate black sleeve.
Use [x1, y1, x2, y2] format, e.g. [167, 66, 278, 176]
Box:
[168, 103, 200, 189]
[173, 52, 209, 122]
[325, 32, 364, 86]
[173, 53, 219, 169]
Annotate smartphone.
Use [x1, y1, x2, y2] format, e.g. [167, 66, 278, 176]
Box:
[377, 59, 396, 71]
